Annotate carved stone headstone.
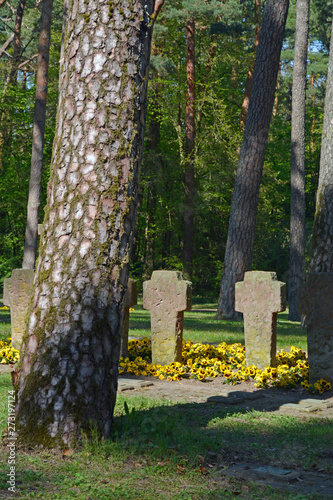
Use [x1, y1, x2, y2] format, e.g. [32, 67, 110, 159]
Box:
[298, 273, 333, 383]
[3, 269, 34, 350]
[235, 271, 286, 369]
[120, 278, 137, 358]
[3, 278, 12, 308]
[143, 271, 192, 365]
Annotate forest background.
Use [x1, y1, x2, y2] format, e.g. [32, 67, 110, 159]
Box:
[0, 0, 330, 300]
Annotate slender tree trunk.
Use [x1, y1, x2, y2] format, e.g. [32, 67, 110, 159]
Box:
[22, 0, 54, 270]
[0, 0, 27, 171]
[288, 0, 309, 321]
[216, 0, 289, 319]
[143, 100, 160, 280]
[272, 61, 282, 117]
[310, 69, 316, 155]
[308, 17, 333, 273]
[9, 0, 27, 82]
[16, 0, 155, 448]
[183, 18, 195, 279]
[240, 0, 261, 127]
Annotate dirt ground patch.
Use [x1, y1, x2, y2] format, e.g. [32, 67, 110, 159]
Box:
[118, 373, 333, 419]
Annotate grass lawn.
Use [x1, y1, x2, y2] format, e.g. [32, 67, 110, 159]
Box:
[128, 298, 307, 351]
[0, 372, 332, 499]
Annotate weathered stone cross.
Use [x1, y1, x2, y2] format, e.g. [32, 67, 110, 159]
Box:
[143, 271, 192, 366]
[3, 269, 34, 350]
[235, 271, 286, 369]
[298, 272, 333, 383]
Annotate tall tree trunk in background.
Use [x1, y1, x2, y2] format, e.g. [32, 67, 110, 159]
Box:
[8, 0, 27, 82]
[22, 0, 54, 270]
[183, 18, 195, 279]
[143, 95, 161, 280]
[0, 0, 27, 171]
[216, 0, 289, 319]
[308, 17, 333, 273]
[272, 61, 281, 117]
[240, 0, 261, 127]
[288, 0, 309, 321]
[16, 0, 155, 448]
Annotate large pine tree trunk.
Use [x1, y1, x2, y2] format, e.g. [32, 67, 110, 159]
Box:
[216, 0, 289, 319]
[288, 0, 309, 321]
[308, 16, 333, 273]
[22, 0, 54, 270]
[183, 18, 195, 279]
[16, 0, 155, 447]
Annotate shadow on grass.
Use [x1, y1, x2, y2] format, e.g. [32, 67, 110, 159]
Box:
[0, 372, 332, 499]
[113, 390, 333, 472]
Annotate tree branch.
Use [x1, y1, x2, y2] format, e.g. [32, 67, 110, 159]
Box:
[17, 52, 37, 69]
[0, 32, 14, 57]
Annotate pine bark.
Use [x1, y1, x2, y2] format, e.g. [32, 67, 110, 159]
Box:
[16, 0, 155, 447]
[288, 0, 309, 321]
[308, 17, 333, 273]
[183, 18, 195, 279]
[22, 0, 54, 270]
[216, 0, 289, 319]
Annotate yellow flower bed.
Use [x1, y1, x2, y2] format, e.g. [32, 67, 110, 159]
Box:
[119, 339, 331, 394]
[1, 335, 330, 394]
[0, 338, 19, 364]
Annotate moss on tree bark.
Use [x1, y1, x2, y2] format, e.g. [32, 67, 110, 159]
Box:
[16, 0, 155, 448]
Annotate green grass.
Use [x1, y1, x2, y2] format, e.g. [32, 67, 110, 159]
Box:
[0, 371, 331, 499]
[0, 304, 11, 341]
[129, 298, 307, 351]
[0, 296, 307, 350]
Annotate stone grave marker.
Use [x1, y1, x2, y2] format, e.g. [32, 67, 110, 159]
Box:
[143, 270, 192, 366]
[298, 272, 333, 383]
[3, 277, 12, 308]
[235, 271, 286, 369]
[3, 269, 34, 350]
[120, 278, 137, 358]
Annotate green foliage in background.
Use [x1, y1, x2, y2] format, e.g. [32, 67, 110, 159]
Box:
[0, 0, 330, 299]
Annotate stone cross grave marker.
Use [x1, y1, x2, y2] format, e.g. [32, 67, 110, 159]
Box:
[235, 271, 286, 369]
[120, 278, 137, 358]
[3, 269, 34, 350]
[298, 272, 333, 383]
[143, 271, 192, 366]
[3, 277, 12, 309]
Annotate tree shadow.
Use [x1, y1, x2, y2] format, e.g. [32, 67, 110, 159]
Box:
[114, 384, 333, 474]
